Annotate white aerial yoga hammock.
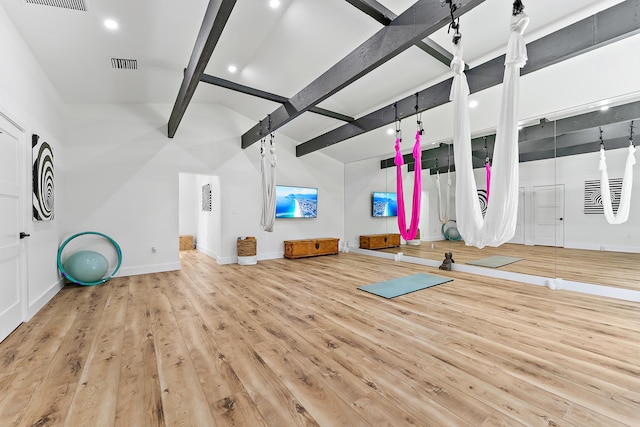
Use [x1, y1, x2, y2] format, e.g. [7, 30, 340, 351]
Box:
[435, 163, 451, 224]
[394, 119, 422, 241]
[450, 10, 529, 249]
[260, 131, 277, 232]
[599, 126, 636, 225]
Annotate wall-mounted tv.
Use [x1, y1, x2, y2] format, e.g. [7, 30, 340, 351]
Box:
[276, 185, 318, 218]
[372, 191, 397, 217]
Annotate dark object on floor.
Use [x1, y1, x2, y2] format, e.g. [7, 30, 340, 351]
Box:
[439, 252, 455, 271]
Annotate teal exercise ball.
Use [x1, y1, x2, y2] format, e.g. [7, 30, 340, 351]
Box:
[447, 227, 460, 240]
[63, 250, 109, 284]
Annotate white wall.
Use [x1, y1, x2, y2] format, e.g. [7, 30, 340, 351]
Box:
[194, 174, 221, 259]
[0, 4, 66, 318]
[556, 148, 640, 252]
[345, 147, 640, 254]
[62, 102, 345, 272]
[178, 173, 198, 237]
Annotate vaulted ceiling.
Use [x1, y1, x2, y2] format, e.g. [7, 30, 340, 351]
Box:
[2, 0, 639, 164]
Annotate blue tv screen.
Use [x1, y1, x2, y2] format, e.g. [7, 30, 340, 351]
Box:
[372, 192, 397, 217]
[276, 185, 318, 218]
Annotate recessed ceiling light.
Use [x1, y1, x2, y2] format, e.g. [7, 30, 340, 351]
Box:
[469, 100, 479, 108]
[104, 19, 118, 30]
[269, 0, 280, 8]
[386, 128, 394, 135]
[228, 65, 237, 73]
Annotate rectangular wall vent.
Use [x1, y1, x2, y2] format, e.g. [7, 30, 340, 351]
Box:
[24, 0, 88, 11]
[110, 58, 138, 70]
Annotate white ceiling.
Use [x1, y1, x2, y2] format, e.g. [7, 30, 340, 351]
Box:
[1, 0, 637, 164]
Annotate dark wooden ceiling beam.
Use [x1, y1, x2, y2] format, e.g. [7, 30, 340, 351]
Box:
[168, 0, 237, 138]
[298, 0, 640, 157]
[395, 104, 640, 174]
[344, 0, 459, 68]
[241, 0, 487, 149]
[344, 0, 392, 25]
[200, 74, 354, 122]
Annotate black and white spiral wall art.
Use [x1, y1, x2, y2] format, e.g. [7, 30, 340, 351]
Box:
[202, 183, 212, 212]
[477, 189, 488, 217]
[32, 134, 54, 221]
[584, 178, 622, 214]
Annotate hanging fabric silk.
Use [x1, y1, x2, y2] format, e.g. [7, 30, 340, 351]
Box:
[450, 12, 529, 249]
[599, 144, 636, 224]
[394, 126, 422, 240]
[260, 134, 277, 231]
[436, 170, 451, 224]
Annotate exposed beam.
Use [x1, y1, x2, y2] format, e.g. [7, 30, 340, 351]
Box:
[344, 0, 392, 25]
[308, 107, 354, 123]
[344, 0, 459, 68]
[397, 107, 640, 174]
[297, 0, 640, 157]
[200, 74, 354, 122]
[168, 0, 237, 138]
[241, 0, 486, 149]
[201, 73, 288, 103]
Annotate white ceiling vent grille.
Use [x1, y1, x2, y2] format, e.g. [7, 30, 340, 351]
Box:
[24, 0, 88, 11]
[110, 58, 138, 70]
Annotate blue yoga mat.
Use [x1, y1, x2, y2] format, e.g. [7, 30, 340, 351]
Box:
[358, 273, 452, 299]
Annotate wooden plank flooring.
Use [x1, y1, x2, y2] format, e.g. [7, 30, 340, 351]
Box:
[1, 250, 639, 426]
[379, 241, 640, 291]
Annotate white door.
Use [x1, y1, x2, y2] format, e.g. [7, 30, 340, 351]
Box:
[533, 184, 565, 247]
[0, 114, 25, 342]
[510, 187, 525, 244]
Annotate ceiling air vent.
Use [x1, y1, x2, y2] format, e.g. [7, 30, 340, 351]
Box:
[110, 58, 138, 70]
[24, 0, 88, 12]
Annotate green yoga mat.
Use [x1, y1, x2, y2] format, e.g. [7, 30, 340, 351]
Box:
[466, 255, 523, 268]
[358, 273, 452, 299]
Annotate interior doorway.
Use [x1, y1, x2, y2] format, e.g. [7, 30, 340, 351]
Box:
[533, 184, 565, 247]
[178, 173, 221, 262]
[0, 113, 27, 343]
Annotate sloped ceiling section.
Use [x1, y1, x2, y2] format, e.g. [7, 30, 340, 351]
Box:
[298, 0, 640, 159]
[240, 0, 487, 149]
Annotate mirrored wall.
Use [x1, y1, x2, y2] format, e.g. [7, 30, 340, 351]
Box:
[357, 93, 640, 295]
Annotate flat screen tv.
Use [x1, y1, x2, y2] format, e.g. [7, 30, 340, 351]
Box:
[276, 185, 318, 218]
[372, 191, 397, 217]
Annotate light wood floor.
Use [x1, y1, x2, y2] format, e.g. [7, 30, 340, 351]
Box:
[379, 241, 640, 291]
[1, 250, 639, 426]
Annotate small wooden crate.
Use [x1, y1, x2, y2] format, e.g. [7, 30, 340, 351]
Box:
[237, 237, 257, 257]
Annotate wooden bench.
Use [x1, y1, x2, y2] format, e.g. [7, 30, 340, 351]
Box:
[284, 238, 339, 259]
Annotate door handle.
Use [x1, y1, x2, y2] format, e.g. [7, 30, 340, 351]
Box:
[557, 218, 563, 221]
[19, 232, 30, 239]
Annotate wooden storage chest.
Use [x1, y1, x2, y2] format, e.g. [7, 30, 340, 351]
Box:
[284, 238, 339, 259]
[359, 233, 401, 249]
[179, 235, 194, 251]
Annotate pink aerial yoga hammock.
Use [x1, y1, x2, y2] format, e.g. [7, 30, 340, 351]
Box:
[394, 121, 422, 241]
[485, 161, 491, 202]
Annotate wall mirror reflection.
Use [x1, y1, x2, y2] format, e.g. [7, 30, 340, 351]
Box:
[364, 95, 640, 296]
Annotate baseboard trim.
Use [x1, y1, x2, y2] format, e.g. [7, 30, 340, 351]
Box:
[28, 278, 64, 320]
[116, 262, 181, 277]
[353, 248, 639, 302]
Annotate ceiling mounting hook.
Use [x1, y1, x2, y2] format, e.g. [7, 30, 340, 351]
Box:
[415, 93, 423, 135]
[513, 0, 525, 16]
[599, 127, 605, 149]
[442, 0, 462, 44]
